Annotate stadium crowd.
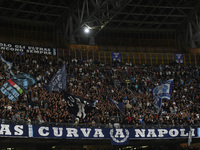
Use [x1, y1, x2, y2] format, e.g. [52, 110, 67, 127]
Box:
[0, 51, 200, 128]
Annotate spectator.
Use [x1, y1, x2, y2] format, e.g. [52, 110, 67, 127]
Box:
[0, 51, 200, 128]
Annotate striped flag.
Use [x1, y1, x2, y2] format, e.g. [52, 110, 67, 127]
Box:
[0, 73, 35, 102]
[8, 79, 23, 94]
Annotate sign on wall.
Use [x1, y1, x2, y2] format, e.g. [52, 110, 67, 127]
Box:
[174, 54, 184, 63]
[0, 124, 28, 137]
[112, 52, 122, 62]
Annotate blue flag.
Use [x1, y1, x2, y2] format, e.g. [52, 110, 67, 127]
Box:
[109, 98, 124, 115]
[175, 54, 184, 63]
[47, 64, 66, 93]
[153, 79, 173, 113]
[0, 73, 35, 102]
[153, 79, 173, 100]
[0, 54, 15, 78]
[112, 52, 122, 62]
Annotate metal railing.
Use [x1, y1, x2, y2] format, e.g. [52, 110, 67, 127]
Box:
[57, 48, 200, 66]
[0, 118, 197, 129]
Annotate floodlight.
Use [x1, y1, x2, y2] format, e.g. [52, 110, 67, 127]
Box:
[84, 28, 90, 33]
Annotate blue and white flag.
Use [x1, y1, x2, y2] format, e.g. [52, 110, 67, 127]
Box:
[47, 64, 66, 93]
[175, 54, 184, 63]
[153, 79, 173, 112]
[0, 73, 35, 102]
[153, 79, 173, 100]
[109, 98, 124, 115]
[112, 52, 122, 62]
[0, 54, 15, 79]
[64, 93, 95, 119]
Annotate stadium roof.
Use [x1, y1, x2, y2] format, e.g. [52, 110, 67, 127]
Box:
[1, 0, 200, 45]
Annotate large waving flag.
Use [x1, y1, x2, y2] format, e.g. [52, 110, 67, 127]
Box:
[64, 93, 95, 119]
[153, 79, 173, 113]
[0, 54, 15, 78]
[47, 64, 66, 93]
[0, 73, 35, 102]
[109, 98, 124, 115]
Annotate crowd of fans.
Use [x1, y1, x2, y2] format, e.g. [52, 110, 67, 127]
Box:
[0, 51, 200, 128]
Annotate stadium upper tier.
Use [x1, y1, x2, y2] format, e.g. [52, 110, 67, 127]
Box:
[0, 51, 200, 128]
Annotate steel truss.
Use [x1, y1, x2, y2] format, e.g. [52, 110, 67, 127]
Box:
[60, 0, 132, 44]
[176, 1, 200, 48]
[0, 0, 200, 47]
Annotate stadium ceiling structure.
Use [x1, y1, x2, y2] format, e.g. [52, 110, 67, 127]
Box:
[1, 0, 200, 47]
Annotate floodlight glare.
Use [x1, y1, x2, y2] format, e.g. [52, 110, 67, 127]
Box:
[84, 28, 90, 33]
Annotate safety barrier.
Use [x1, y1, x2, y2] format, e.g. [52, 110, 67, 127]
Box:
[57, 48, 200, 65]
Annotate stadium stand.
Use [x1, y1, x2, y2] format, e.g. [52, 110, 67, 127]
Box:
[1, 0, 200, 149]
[0, 51, 200, 129]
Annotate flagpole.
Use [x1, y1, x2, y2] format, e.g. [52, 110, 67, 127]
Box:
[188, 126, 192, 147]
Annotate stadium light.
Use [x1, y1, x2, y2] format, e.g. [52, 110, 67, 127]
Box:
[84, 28, 90, 33]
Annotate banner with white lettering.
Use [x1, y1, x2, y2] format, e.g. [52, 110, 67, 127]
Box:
[30, 126, 199, 145]
[0, 124, 200, 145]
[0, 124, 28, 137]
[0, 42, 56, 55]
[32, 125, 109, 139]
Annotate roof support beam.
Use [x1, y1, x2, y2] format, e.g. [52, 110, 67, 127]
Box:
[12, 0, 69, 9]
[114, 12, 187, 17]
[0, 16, 55, 26]
[136, 0, 165, 29]
[127, 4, 194, 9]
[105, 27, 176, 32]
[0, 7, 60, 17]
[176, 0, 200, 48]
[112, 20, 179, 25]
[61, 0, 132, 44]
